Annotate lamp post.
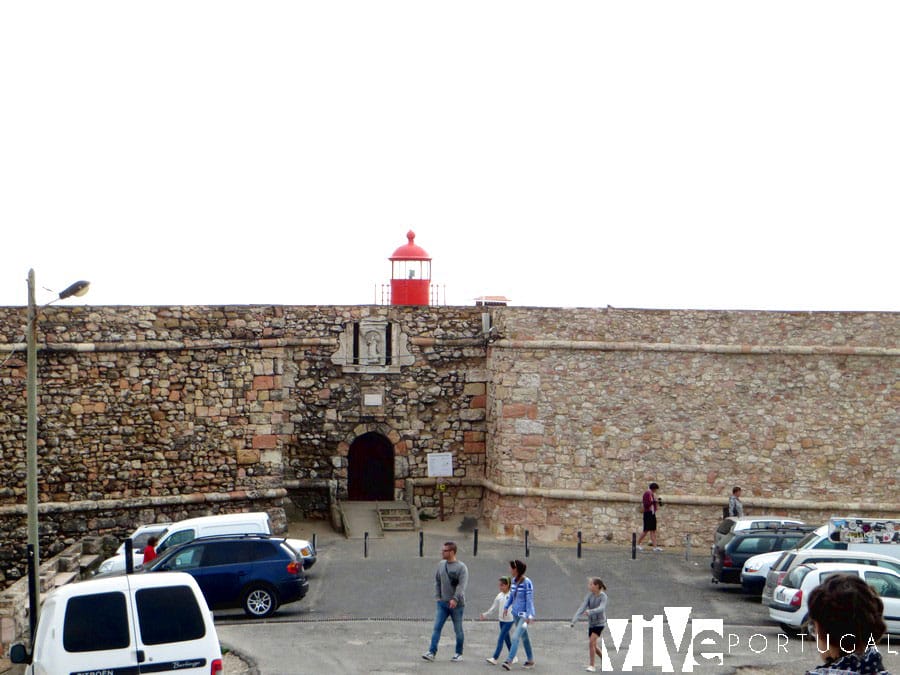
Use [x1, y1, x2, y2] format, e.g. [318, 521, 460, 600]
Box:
[26, 269, 89, 636]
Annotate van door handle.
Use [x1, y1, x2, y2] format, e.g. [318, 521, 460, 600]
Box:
[136, 649, 146, 663]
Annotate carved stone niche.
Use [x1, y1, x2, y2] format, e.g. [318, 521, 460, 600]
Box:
[331, 319, 415, 374]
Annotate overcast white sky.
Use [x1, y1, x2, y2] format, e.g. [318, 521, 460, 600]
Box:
[1, 2, 897, 312]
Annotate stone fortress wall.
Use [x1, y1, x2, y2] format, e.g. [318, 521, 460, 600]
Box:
[0, 304, 896, 585]
[483, 309, 897, 542]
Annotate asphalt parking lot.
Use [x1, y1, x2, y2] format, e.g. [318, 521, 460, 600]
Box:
[214, 517, 900, 674]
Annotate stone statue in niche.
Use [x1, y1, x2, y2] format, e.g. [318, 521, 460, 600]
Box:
[330, 318, 415, 374]
[364, 330, 383, 363]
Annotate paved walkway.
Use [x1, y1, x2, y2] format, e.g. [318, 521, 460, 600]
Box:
[213, 516, 900, 674]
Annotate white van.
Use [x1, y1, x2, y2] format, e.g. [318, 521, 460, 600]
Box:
[10, 572, 222, 674]
[97, 512, 316, 574]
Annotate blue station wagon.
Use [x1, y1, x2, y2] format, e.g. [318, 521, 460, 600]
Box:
[146, 534, 309, 617]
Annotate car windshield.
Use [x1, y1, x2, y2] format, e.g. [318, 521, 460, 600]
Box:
[784, 565, 814, 589]
[774, 552, 795, 571]
[131, 529, 165, 550]
[794, 531, 820, 550]
[716, 520, 735, 535]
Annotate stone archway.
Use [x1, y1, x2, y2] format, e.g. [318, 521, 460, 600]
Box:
[347, 431, 395, 501]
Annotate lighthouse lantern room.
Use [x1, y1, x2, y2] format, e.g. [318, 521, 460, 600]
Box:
[390, 230, 432, 305]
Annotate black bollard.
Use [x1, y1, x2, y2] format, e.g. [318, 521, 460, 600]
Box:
[577, 531, 582, 559]
[419, 531, 424, 557]
[631, 532, 637, 560]
[474, 528, 479, 557]
[312, 532, 317, 553]
[125, 537, 134, 574]
[27, 545, 37, 643]
[364, 531, 369, 558]
[525, 529, 530, 558]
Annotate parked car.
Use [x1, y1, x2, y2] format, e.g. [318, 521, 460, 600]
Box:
[145, 533, 309, 617]
[761, 520, 900, 607]
[712, 525, 814, 584]
[747, 547, 900, 597]
[9, 572, 222, 674]
[97, 512, 317, 574]
[768, 562, 900, 635]
[713, 516, 806, 551]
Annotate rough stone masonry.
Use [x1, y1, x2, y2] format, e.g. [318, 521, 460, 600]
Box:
[0, 304, 896, 585]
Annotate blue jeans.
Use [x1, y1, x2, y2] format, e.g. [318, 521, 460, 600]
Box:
[493, 621, 513, 659]
[507, 615, 533, 663]
[428, 601, 464, 655]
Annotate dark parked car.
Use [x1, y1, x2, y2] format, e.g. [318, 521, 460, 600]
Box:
[711, 526, 814, 585]
[146, 534, 309, 617]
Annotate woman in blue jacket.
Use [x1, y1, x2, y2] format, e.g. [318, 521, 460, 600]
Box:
[502, 559, 536, 670]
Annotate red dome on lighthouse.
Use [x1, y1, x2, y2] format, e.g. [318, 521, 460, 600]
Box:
[390, 230, 431, 261]
[389, 230, 432, 305]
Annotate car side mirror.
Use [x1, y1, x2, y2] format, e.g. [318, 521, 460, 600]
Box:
[10, 643, 31, 664]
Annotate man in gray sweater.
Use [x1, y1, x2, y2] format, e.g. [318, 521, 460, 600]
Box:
[422, 541, 469, 663]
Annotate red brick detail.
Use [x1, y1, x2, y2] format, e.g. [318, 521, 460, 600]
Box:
[502, 403, 536, 419]
[463, 441, 485, 454]
[253, 375, 275, 390]
[252, 434, 278, 449]
[469, 395, 486, 409]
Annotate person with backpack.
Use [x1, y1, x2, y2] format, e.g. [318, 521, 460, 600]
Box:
[422, 541, 468, 663]
[728, 486, 744, 517]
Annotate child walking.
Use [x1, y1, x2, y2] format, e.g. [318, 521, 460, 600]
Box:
[480, 576, 517, 665]
[570, 577, 608, 672]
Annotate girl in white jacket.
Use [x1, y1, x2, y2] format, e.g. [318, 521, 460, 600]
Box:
[480, 576, 516, 665]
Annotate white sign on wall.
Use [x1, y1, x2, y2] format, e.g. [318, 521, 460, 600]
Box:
[427, 452, 453, 477]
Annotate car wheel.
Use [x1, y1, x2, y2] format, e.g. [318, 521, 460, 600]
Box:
[242, 584, 279, 618]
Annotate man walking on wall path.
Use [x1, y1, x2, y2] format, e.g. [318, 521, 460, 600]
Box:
[729, 486, 744, 517]
[637, 482, 662, 552]
[422, 541, 469, 662]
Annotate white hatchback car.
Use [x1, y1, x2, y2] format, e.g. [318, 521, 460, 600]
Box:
[743, 546, 900, 596]
[768, 562, 900, 635]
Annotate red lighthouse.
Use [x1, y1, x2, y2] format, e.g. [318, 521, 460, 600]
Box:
[390, 230, 431, 305]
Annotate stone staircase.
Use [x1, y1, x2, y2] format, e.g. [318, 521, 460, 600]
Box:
[0, 536, 106, 656]
[377, 503, 417, 531]
[338, 500, 418, 539]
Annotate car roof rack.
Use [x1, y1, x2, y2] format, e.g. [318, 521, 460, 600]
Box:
[189, 533, 284, 542]
[742, 524, 815, 534]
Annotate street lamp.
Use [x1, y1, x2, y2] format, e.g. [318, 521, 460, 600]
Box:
[26, 269, 89, 638]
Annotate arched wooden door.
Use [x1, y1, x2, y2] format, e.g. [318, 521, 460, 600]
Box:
[347, 432, 394, 501]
